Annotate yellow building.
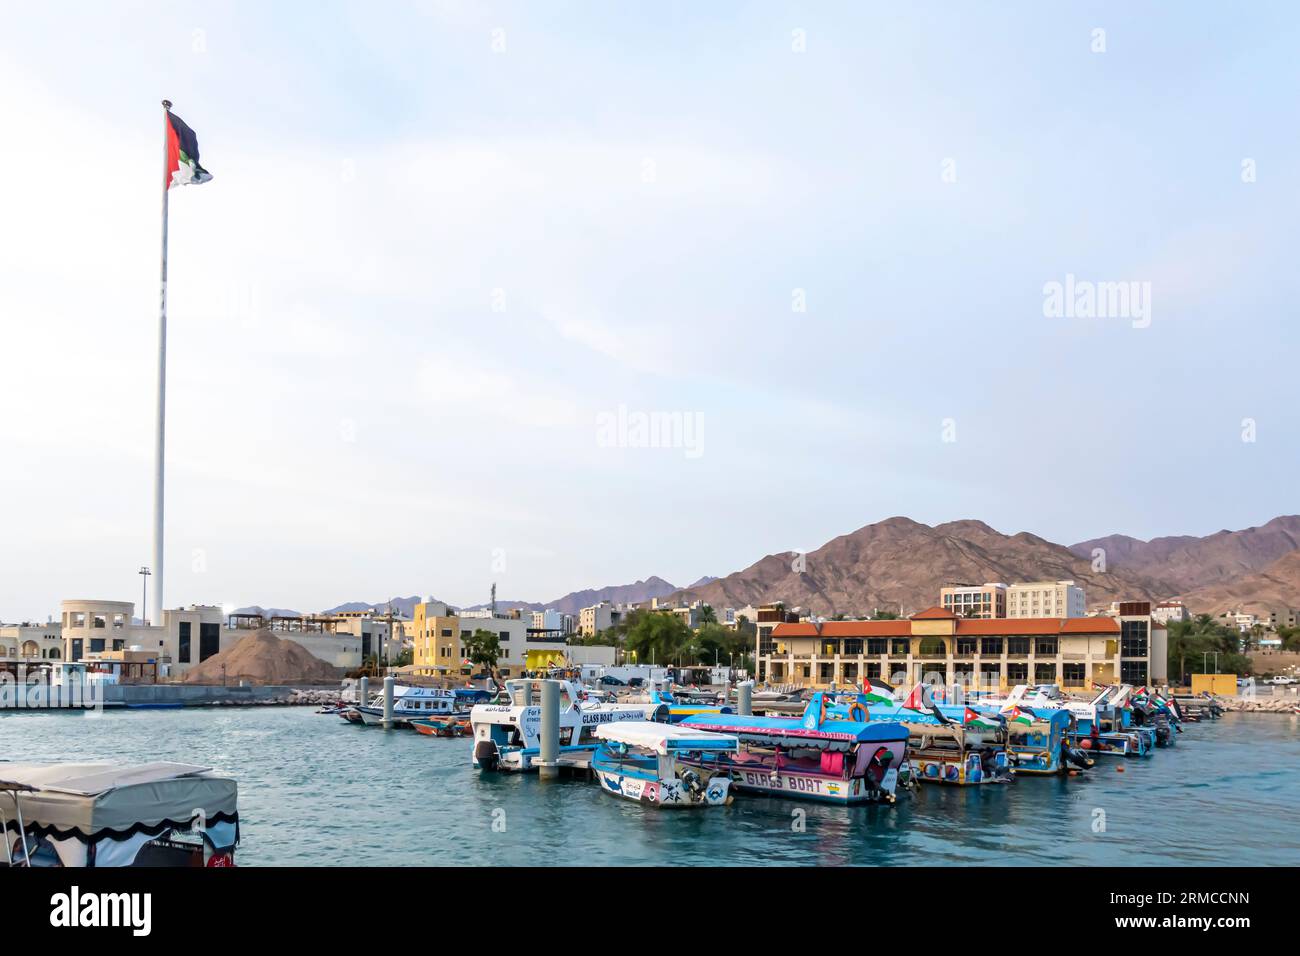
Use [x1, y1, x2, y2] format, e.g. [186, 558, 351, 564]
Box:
[412, 601, 462, 676]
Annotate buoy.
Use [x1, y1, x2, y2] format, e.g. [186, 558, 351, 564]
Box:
[1079, 739, 1093, 750]
[1116, 766, 1125, 773]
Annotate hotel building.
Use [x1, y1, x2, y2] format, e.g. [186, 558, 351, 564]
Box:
[1006, 580, 1086, 619]
[939, 583, 1007, 619]
[757, 604, 1165, 691]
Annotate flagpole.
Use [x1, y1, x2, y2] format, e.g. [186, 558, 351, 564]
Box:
[151, 99, 171, 627]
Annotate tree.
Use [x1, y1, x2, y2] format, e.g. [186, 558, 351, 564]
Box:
[872, 609, 899, 621]
[624, 612, 693, 665]
[698, 604, 718, 626]
[462, 628, 501, 672]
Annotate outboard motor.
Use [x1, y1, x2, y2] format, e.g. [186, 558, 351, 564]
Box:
[681, 768, 703, 795]
[1064, 747, 1093, 770]
[474, 740, 500, 771]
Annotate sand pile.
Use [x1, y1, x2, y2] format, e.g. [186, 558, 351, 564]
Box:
[183, 630, 340, 685]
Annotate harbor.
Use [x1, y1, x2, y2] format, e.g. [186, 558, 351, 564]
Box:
[2, 704, 1295, 866]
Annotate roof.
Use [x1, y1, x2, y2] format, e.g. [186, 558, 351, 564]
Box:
[594, 720, 737, 753]
[770, 622, 819, 637]
[0, 761, 238, 838]
[1058, 617, 1121, 634]
[910, 606, 959, 620]
[773, 615, 1125, 639]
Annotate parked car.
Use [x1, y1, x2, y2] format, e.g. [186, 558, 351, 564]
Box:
[598, 676, 627, 687]
[1267, 676, 1297, 685]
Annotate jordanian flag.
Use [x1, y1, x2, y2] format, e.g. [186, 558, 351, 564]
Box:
[1002, 705, 1034, 725]
[963, 707, 1001, 729]
[165, 108, 212, 188]
[861, 677, 895, 704]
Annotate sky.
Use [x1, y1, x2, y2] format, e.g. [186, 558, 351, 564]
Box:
[1, 1, 1297, 620]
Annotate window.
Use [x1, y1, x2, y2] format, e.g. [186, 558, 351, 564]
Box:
[956, 638, 977, 656]
[864, 662, 881, 679]
[441, 628, 453, 638]
[918, 637, 946, 657]
[1063, 663, 1085, 685]
[93, 614, 106, 629]
[1007, 663, 1028, 682]
[980, 637, 1003, 655]
[1007, 637, 1030, 655]
[821, 640, 840, 657]
[200, 623, 220, 661]
[1121, 620, 1148, 657]
[499, 631, 510, 642]
[1034, 663, 1056, 682]
[1121, 660, 1148, 684]
[843, 639, 863, 655]
[178, 622, 191, 663]
[867, 638, 887, 655]
[1035, 637, 1058, 656]
[890, 639, 909, 656]
[71, 639, 83, 660]
[90, 638, 105, 653]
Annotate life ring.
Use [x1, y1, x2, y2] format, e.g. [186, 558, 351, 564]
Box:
[847, 702, 868, 722]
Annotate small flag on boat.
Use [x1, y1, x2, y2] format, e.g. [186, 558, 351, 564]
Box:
[963, 707, 1001, 729]
[1002, 706, 1034, 725]
[861, 677, 895, 704]
[165, 108, 213, 188]
[902, 683, 926, 711]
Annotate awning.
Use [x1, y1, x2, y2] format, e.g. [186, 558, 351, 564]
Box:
[595, 720, 738, 754]
[0, 761, 238, 843]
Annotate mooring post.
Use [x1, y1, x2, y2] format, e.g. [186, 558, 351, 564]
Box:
[539, 679, 560, 779]
[359, 676, 369, 708]
[738, 680, 753, 716]
[382, 675, 395, 729]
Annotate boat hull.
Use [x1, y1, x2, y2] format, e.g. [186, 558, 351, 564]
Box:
[593, 765, 732, 807]
[727, 765, 899, 803]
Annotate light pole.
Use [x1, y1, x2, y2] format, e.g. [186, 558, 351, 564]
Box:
[138, 567, 151, 624]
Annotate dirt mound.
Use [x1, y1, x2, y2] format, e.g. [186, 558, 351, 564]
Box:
[183, 630, 340, 685]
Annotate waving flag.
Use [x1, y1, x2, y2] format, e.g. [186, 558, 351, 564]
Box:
[165, 109, 213, 188]
[861, 677, 896, 704]
[963, 707, 1001, 730]
[1002, 705, 1035, 725]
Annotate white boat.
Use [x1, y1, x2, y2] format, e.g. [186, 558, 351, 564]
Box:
[354, 685, 490, 726]
[471, 679, 667, 772]
[591, 721, 737, 808]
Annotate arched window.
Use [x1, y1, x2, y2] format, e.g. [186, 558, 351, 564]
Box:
[918, 637, 948, 657]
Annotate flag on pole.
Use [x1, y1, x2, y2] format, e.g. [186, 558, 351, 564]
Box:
[1002, 705, 1034, 725]
[165, 109, 213, 188]
[963, 707, 1001, 730]
[861, 677, 896, 704]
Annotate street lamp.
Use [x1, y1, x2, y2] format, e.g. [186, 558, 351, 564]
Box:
[138, 567, 151, 625]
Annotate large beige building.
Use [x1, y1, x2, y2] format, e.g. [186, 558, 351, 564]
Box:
[578, 601, 622, 637]
[939, 583, 1007, 619]
[759, 603, 1165, 691]
[0, 622, 63, 659]
[1005, 581, 1086, 619]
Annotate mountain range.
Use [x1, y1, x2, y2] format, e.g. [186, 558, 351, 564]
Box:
[241, 515, 1300, 622]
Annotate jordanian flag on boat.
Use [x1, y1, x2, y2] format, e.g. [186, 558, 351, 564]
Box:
[963, 707, 1001, 729]
[165, 109, 213, 188]
[861, 677, 895, 704]
[1002, 705, 1034, 725]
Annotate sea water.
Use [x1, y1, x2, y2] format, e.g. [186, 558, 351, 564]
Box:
[2, 709, 1296, 866]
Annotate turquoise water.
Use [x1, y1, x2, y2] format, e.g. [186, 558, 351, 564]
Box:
[3, 708, 1296, 866]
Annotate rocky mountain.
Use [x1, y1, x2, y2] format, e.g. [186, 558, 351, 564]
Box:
[322, 595, 425, 618]
[667, 516, 1169, 618]
[1070, 516, 1300, 592]
[1174, 549, 1300, 618]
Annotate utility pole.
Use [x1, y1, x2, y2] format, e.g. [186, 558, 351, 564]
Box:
[138, 567, 151, 624]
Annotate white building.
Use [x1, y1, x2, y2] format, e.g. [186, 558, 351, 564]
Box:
[530, 608, 574, 635]
[579, 601, 622, 636]
[0, 621, 63, 660]
[1006, 581, 1086, 619]
[1151, 600, 1190, 625]
[939, 583, 1008, 619]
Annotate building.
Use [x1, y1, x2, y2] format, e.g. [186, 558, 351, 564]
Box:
[757, 603, 1165, 691]
[412, 600, 462, 675]
[531, 609, 575, 635]
[0, 621, 64, 660]
[578, 601, 622, 637]
[1006, 581, 1086, 619]
[1266, 608, 1299, 630]
[939, 583, 1007, 619]
[1152, 600, 1190, 625]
